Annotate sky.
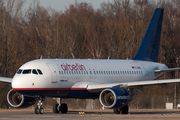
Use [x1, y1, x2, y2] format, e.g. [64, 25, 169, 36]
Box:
[26, 0, 113, 12]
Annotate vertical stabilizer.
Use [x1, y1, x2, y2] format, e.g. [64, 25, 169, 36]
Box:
[132, 8, 164, 62]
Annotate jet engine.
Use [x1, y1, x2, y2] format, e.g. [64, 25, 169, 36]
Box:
[99, 88, 132, 109]
[7, 89, 36, 108]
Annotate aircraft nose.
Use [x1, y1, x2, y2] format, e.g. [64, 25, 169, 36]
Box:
[12, 76, 20, 90]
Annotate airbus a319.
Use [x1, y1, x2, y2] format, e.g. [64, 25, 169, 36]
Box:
[1, 8, 180, 114]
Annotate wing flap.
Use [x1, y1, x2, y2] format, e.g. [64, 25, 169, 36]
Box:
[0, 77, 12, 83]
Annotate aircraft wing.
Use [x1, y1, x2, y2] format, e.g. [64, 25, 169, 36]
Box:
[87, 79, 180, 93]
[0, 77, 12, 83]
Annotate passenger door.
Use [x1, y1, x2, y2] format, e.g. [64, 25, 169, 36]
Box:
[47, 63, 58, 83]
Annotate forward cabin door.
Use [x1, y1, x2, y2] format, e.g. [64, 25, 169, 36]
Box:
[47, 63, 58, 83]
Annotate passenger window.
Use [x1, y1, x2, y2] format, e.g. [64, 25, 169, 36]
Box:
[17, 69, 22, 74]
[32, 69, 38, 75]
[23, 69, 31, 74]
[37, 69, 43, 75]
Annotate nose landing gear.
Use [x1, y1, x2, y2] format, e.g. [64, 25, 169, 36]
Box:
[35, 97, 45, 114]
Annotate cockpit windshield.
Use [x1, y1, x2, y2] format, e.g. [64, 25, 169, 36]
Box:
[37, 69, 43, 75]
[22, 69, 31, 74]
[17, 69, 22, 74]
[16, 69, 43, 75]
[32, 69, 38, 75]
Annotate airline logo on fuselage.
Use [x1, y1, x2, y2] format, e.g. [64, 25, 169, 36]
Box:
[61, 63, 86, 71]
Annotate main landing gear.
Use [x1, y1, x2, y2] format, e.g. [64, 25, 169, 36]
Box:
[53, 98, 68, 114]
[113, 105, 129, 114]
[35, 97, 45, 114]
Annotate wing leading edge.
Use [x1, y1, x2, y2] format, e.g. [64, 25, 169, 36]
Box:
[0, 77, 12, 83]
[87, 79, 180, 93]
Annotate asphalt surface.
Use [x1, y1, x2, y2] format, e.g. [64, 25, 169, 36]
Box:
[1, 109, 180, 120]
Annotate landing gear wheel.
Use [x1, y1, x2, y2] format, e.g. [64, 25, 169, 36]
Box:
[121, 105, 128, 114]
[60, 103, 68, 114]
[53, 104, 59, 113]
[39, 107, 44, 114]
[35, 107, 39, 114]
[113, 108, 120, 114]
[34, 97, 45, 114]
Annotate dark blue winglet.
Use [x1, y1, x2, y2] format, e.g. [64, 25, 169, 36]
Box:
[132, 8, 164, 62]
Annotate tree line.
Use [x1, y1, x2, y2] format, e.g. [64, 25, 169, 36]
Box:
[0, 0, 180, 109]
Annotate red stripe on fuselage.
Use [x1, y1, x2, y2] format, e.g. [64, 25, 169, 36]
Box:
[13, 88, 87, 90]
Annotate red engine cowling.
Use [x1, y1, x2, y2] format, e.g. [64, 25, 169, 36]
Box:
[7, 89, 36, 108]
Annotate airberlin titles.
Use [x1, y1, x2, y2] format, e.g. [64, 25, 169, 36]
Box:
[61, 63, 86, 71]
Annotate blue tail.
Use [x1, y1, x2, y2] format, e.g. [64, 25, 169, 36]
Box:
[132, 8, 164, 62]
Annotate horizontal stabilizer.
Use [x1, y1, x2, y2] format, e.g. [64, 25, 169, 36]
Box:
[155, 68, 180, 73]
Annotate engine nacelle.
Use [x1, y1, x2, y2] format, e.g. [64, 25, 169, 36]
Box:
[7, 89, 36, 108]
[99, 88, 132, 109]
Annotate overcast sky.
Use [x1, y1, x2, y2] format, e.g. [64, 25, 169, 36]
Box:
[26, 0, 113, 12]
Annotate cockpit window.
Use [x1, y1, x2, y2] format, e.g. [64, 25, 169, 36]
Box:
[22, 69, 31, 74]
[17, 69, 22, 74]
[37, 69, 43, 75]
[32, 69, 38, 75]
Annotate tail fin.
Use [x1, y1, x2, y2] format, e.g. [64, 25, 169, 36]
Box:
[132, 8, 164, 62]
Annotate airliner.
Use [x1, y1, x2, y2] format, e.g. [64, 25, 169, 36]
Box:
[0, 8, 180, 114]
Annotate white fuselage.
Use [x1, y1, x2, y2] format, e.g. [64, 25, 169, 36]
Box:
[11, 59, 168, 98]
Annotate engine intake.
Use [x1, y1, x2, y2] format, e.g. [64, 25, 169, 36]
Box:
[99, 88, 132, 109]
[7, 89, 36, 108]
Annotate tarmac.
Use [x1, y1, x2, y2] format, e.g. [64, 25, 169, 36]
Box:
[1, 109, 180, 120]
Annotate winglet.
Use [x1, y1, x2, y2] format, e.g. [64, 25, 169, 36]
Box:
[132, 8, 164, 62]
